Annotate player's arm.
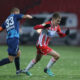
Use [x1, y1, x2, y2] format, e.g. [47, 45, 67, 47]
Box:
[57, 26, 70, 37]
[34, 23, 50, 30]
[16, 14, 39, 20]
[22, 14, 33, 19]
[15, 14, 33, 20]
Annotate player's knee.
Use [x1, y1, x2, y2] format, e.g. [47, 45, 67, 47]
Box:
[9, 58, 14, 62]
[32, 59, 36, 64]
[53, 53, 60, 60]
[18, 50, 21, 56]
[55, 54, 60, 60]
[8, 56, 15, 62]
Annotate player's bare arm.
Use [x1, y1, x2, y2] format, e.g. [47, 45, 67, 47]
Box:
[22, 14, 33, 19]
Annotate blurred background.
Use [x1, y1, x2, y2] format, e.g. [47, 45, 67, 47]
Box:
[0, 0, 80, 46]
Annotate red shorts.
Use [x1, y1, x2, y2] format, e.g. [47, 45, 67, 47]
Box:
[36, 45, 53, 55]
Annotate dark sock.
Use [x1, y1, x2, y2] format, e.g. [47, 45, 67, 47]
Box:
[14, 57, 20, 71]
[0, 58, 11, 66]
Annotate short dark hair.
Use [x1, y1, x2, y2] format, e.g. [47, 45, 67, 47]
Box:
[11, 7, 20, 13]
[52, 12, 61, 19]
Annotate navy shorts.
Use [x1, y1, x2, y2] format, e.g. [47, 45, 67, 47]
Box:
[7, 38, 19, 56]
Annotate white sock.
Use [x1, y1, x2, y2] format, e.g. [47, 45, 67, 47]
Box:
[25, 59, 36, 72]
[46, 57, 56, 69]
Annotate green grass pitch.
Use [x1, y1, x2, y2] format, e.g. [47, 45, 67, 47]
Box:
[0, 45, 80, 80]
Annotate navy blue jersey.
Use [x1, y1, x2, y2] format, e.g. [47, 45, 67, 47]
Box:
[1, 14, 24, 39]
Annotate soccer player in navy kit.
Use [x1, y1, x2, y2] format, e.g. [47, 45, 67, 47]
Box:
[0, 8, 33, 74]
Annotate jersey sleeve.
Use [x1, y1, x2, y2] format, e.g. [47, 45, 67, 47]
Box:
[57, 25, 66, 37]
[14, 14, 24, 20]
[34, 21, 51, 30]
[34, 24, 45, 30]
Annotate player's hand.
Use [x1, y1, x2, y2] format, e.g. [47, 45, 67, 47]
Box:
[44, 24, 51, 28]
[65, 28, 70, 35]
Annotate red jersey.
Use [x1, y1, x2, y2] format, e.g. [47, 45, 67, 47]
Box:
[34, 21, 66, 46]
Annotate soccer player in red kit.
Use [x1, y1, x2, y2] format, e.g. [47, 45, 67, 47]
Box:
[23, 13, 70, 76]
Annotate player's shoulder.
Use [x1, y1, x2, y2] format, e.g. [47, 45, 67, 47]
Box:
[14, 14, 23, 16]
[9, 14, 15, 17]
[13, 14, 19, 17]
[6, 14, 15, 20]
[14, 14, 24, 20]
[13, 14, 20, 17]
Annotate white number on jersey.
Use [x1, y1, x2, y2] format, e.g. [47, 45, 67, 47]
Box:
[6, 17, 14, 28]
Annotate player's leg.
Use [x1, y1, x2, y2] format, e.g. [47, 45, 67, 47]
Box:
[0, 38, 22, 75]
[23, 53, 43, 76]
[0, 52, 19, 66]
[10, 38, 22, 74]
[0, 57, 13, 66]
[44, 47, 60, 76]
[14, 49, 22, 74]
[26, 53, 43, 71]
[46, 50, 60, 69]
[0, 52, 16, 66]
[0, 38, 16, 66]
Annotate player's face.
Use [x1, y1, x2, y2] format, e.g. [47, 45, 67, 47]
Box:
[52, 18, 61, 26]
